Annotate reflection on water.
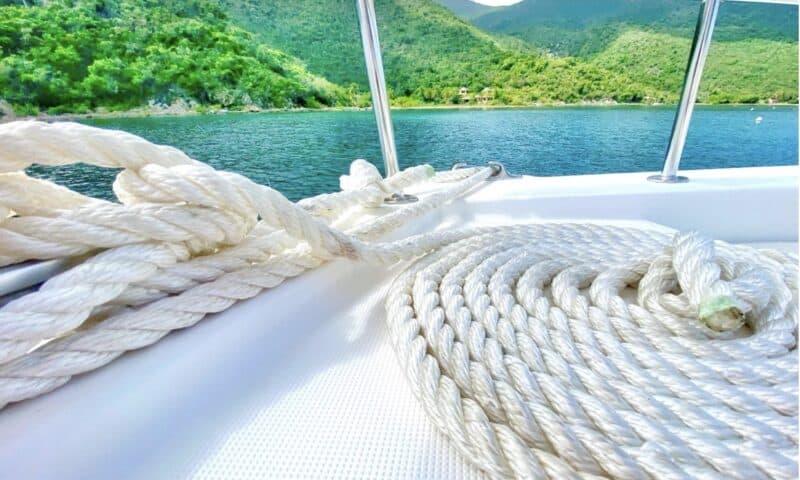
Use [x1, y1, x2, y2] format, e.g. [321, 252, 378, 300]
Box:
[27, 106, 798, 202]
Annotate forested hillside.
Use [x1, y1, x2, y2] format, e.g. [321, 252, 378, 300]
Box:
[0, 0, 796, 115]
[592, 31, 798, 104]
[0, 0, 347, 115]
[441, 0, 798, 103]
[219, 0, 664, 105]
[468, 0, 798, 54]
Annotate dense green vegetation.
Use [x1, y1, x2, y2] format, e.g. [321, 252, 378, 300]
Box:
[225, 0, 797, 106]
[439, 0, 798, 104]
[0, 0, 796, 115]
[0, 0, 347, 115]
[468, 0, 798, 54]
[592, 30, 798, 104]
[220, 0, 664, 105]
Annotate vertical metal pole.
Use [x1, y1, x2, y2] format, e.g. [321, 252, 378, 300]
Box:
[356, 0, 400, 177]
[649, 0, 721, 183]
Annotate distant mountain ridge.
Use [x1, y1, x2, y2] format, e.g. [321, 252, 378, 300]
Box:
[218, 0, 665, 105]
[432, 0, 797, 103]
[439, 0, 798, 56]
[224, 0, 796, 104]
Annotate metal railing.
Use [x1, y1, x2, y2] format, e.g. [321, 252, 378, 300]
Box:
[650, 0, 798, 183]
[648, 0, 721, 183]
[356, 0, 400, 177]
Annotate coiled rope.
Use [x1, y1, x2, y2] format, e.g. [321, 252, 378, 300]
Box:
[387, 224, 797, 479]
[1, 121, 797, 479]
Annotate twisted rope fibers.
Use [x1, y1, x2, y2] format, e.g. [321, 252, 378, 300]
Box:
[0, 121, 490, 406]
[1, 121, 797, 479]
[386, 225, 797, 479]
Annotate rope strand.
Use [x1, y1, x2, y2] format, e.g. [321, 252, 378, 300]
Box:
[0, 121, 491, 406]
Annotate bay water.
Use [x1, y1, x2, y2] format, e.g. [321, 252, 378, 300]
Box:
[28, 105, 798, 202]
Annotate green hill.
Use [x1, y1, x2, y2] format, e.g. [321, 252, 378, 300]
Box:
[466, 0, 798, 55]
[436, 0, 798, 103]
[1, 0, 796, 114]
[0, 0, 347, 115]
[218, 0, 663, 105]
[592, 30, 798, 104]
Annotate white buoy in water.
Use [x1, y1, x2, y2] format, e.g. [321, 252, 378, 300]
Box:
[755, 116, 764, 124]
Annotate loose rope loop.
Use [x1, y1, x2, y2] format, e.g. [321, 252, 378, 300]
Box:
[0, 121, 492, 407]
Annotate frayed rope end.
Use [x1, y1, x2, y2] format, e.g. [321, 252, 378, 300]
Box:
[698, 295, 745, 332]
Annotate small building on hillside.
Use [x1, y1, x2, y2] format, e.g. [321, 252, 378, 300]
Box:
[476, 87, 494, 104]
[458, 87, 471, 103]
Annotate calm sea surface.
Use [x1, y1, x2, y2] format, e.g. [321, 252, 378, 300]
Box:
[28, 106, 798, 202]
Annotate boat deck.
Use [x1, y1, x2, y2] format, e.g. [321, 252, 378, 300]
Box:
[0, 166, 796, 479]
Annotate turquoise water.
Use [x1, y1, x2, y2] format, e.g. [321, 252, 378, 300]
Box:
[28, 106, 798, 202]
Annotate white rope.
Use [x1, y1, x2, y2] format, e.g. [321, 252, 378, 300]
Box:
[1, 121, 797, 479]
[0, 121, 491, 406]
[386, 224, 797, 479]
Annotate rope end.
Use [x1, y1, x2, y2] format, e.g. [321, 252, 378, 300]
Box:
[698, 295, 745, 332]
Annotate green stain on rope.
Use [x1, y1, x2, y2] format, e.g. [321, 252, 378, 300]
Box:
[698, 295, 745, 332]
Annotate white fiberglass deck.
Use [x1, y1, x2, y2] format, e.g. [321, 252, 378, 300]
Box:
[0, 166, 796, 479]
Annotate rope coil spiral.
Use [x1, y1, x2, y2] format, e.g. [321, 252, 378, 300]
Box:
[1, 121, 797, 479]
[386, 224, 797, 479]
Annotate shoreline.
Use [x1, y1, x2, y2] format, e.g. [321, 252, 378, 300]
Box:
[5, 101, 796, 122]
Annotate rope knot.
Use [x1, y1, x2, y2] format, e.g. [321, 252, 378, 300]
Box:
[339, 159, 384, 192]
[669, 231, 748, 332]
[666, 231, 784, 333]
